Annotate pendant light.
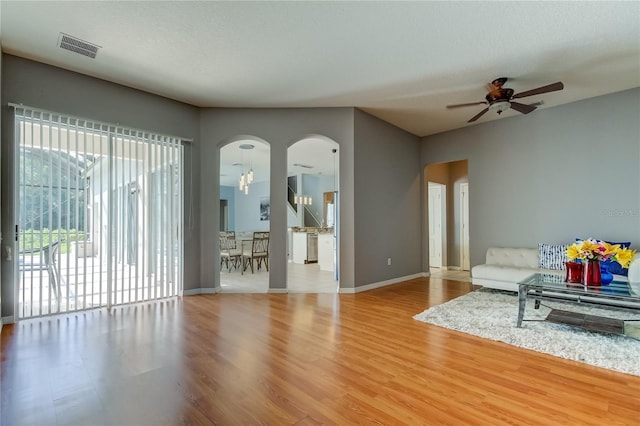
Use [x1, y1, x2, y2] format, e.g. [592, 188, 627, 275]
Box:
[238, 143, 255, 195]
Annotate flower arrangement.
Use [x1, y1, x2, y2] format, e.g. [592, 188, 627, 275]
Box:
[566, 239, 636, 268]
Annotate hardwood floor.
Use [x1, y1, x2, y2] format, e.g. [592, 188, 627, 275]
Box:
[2, 277, 639, 425]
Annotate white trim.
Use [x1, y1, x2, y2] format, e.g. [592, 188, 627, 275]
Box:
[183, 287, 218, 296]
[339, 273, 428, 293]
[2, 315, 15, 325]
[267, 288, 288, 294]
[447, 266, 462, 271]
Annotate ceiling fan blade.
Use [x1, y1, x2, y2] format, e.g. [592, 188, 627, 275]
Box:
[467, 107, 490, 122]
[509, 101, 537, 114]
[446, 101, 487, 109]
[512, 82, 564, 99]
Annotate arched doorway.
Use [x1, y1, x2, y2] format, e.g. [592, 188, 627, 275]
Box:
[287, 137, 340, 292]
[219, 137, 271, 292]
[424, 159, 471, 282]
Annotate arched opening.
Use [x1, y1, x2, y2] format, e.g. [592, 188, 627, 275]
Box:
[219, 137, 271, 292]
[424, 159, 470, 282]
[287, 136, 340, 292]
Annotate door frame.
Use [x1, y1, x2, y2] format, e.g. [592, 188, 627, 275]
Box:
[459, 182, 470, 271]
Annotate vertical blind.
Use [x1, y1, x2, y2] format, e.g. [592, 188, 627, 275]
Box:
[14, 105, 184, 319]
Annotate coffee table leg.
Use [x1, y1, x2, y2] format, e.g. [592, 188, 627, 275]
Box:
[517, 284, 527, 327]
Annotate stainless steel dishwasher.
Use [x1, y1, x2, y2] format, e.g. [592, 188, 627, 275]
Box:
[306, 233, 318, 263]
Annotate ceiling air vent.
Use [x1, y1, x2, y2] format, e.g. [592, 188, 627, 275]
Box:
[293, 163, 314, 169]
[58, 33, 100, 59]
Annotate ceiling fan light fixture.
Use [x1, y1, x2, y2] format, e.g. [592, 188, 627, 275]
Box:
[447, 77, 564, 122]
[490, 101, 511, 115]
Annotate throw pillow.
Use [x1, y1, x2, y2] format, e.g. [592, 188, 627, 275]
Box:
[538, 243, 569, 270]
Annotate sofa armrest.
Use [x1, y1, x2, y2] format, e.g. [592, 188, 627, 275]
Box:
[628, 254, 640, 283]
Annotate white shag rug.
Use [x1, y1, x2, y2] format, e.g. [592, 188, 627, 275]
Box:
[413, 290, 640, 376]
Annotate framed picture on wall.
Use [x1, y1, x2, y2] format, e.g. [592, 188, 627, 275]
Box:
[260, 197, 270, 221]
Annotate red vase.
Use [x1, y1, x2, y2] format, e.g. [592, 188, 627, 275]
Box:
[582, 259, 602, 286]
[565, 261, 583, 283]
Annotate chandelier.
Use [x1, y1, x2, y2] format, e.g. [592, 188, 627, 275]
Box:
[238, 144, 255, 195]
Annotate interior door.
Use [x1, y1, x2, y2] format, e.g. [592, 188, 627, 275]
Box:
[428, 184, 442, 268]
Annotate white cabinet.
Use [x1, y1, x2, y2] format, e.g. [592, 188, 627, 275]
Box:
[317, 233, 334, 271]
[292, 232, 318, 264]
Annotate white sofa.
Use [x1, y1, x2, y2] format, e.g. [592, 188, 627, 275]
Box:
[471, 247, 640, 292]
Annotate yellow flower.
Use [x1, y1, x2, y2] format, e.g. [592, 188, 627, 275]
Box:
[615, 247, 636, 269]
[565, 240, 635, 268]
[581, 240, 600, 256]
[601, 242, 620, 258]
[566, 244, 581, 261]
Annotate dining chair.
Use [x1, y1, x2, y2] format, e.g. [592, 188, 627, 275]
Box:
[241, 231, 269, 274]
[220, 231, 241, 272]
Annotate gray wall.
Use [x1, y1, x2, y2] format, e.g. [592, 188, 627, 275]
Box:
[1, 55, 201, 317]
[354, 109, 422, 286]
[199, 108, 356, 291]
[302, 174, 333, 226]
[233, 180, 270, 232]
[220, 185, 236, 231]
[421, 88, 640, 268]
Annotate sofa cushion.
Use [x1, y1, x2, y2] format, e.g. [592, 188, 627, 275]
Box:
[485, 247, 539, 269]
[472, 264, 562, 283]
[629, 254, 640, 283]
[538, 243, 568, 270]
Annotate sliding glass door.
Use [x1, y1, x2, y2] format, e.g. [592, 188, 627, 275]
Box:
[14, 106, 183, 319]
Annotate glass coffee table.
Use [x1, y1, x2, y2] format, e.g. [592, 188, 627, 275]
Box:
[517, 273, 640, 338]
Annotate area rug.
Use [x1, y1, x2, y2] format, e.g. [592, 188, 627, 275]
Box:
[413, 290, 640, 376]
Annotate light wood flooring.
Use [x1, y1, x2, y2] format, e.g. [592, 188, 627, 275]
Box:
[429, 267, 471, 282]
[219, 264, 468, 294]
[2, 277, 639, 425]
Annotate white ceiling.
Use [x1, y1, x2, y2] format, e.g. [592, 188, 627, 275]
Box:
[1, 1, 639, 137]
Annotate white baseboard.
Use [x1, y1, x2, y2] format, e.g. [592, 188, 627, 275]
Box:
[339, 272, 428, 294]
[183, 287, 218, 296]
[267, 288, 288, 294]
[447, 266, 462, 271]
[2, 315, 15, 325]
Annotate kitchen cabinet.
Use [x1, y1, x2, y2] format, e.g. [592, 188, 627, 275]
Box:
[317, 233, 334, 271]
[292, 231, 318, 264]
